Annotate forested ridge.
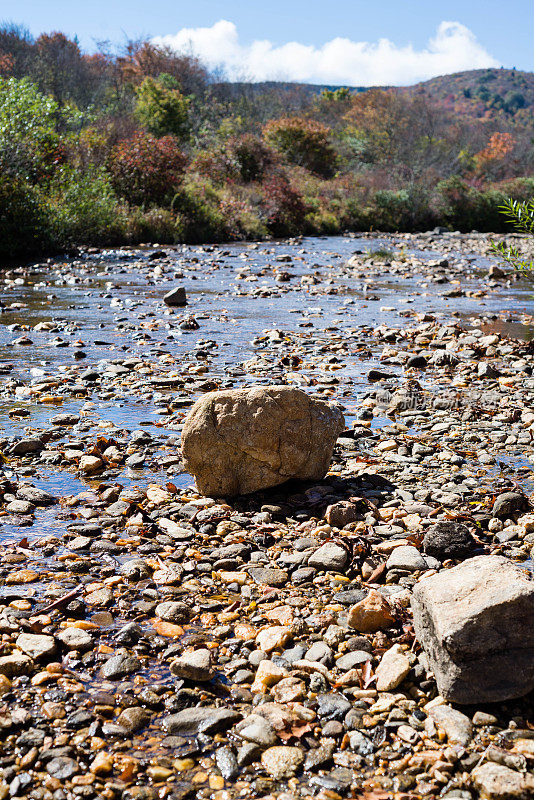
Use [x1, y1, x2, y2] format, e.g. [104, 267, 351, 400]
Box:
[0, 23, 533, 259]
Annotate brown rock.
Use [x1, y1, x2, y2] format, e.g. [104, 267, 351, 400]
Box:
[325, 499, 365, 528]
[181, 386, 344, 496]
[472, 762, 534, 799]
[348, 590, 395, 633]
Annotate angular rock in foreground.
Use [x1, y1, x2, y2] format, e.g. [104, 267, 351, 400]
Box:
[412, 555, 534, 704]
[181, 386, 345, 496]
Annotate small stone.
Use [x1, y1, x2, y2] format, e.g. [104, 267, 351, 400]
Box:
[472, 711, 499, 726]
[90, 752, 114, 776]
[248, 568, 288, 587]
[155, 601, 192, 623]
[46, 757, 79, 780]
[215, 746, 239, 780]
[308, 542, 348, 572]
[304, 740, 336, 771]
[164, 286, 187, 306]
[386, 545, 429, 571]
[348, 590, 395, 632]
[100, 654, 141, 680]
[256, 626, 292, 653]
[375, 644, 411, 691]
[85, 588, 114, 607]
[492, 492, 528, 518]
[79, 455, 104, 475]
[261, 746, 304, 779]
[336, 651, 371, 671]
[57, 628, 93, 652]
[317, 693, 351, 721]
[428, 705, 472, 746]
[170, 648, 212, 681]
[235, 714, 278, 746]
[488, 264, 506, 280]
[251, 660, 288, 693]
[117, 707, 150, 733]
[164, 707, 240, 735]
[272, 677, 305, 703]
[0, 652, 32, 677]
[16, 633, 56, 660]
[325, 500, 364, 528]
[423, 521, 474, 559]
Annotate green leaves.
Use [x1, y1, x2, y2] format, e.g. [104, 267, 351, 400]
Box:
[0, 76, 58, 139]
[134, 76, 191, 140]
[491, 198, 534, 277]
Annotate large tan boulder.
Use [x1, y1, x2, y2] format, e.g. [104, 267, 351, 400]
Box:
[181, 386, 344, 497]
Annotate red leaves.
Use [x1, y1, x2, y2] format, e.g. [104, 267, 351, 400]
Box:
[108, 132, 187, 206]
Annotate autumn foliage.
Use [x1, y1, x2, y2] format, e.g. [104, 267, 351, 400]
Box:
[108, 132, 186, 206]
[0, 25, 533, 259]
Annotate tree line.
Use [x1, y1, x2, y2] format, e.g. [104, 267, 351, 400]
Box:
[0, 23, 533, 259]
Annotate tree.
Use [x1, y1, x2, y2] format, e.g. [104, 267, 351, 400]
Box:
[263, 117, 336, 177]
[32, 32, 89, 106]
[0, 76, 64, 182]
[0, 23, 34, 78]
[119, 40, 208, 95]
[135, 75, 190, 139]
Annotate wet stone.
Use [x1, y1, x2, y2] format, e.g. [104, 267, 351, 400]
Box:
[101, 654, 141, 680]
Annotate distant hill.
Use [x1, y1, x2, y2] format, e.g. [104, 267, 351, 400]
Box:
[401, 68, 534, 123]
[216, 68, 534, 125]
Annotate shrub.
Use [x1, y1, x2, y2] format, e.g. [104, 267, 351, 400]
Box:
[230, 134, 276, 183]
[50, 167, 127, 246]
[172, 175, 229, 242]
[261, 172, 308, 237]
[0, 174, 54, 260]
[263, 117, 337, 177]
[432, 177, 508, 232]
[189, 146, 240, 185]
[108, 132, 187, 206]
[369, 186, 434, 231]
[125, 206, 182, 244]
[135, 75, 190, 140]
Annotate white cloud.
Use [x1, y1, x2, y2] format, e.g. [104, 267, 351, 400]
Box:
[152, 20, 499, 86]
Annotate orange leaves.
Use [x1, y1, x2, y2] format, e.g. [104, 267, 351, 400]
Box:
[477, 132, 516, 163]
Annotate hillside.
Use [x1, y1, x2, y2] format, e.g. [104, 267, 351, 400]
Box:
[215, 68, 534, 125]
[402, 68, 534, 124]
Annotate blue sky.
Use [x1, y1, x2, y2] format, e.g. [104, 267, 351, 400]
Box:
[3, 1, 533, 84]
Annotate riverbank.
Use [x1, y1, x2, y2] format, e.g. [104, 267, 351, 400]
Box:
[0, 234, 533, 799]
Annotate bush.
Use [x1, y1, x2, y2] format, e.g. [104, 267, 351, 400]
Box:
[0, 174, 54, 260]
[261, 172, 308, 237]
[263, 117, 337, 177]
[50, 167, 127, 246]
[172, 175, 229, 242]
[230, 134, 276, 183]
[108, 132, 187, 206]
[125, 206, 182, 244]
[431, 177, 510, 232]
[189, 146, 240, 185]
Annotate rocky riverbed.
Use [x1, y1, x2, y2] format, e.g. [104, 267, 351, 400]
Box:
[0, 231, 533, 800]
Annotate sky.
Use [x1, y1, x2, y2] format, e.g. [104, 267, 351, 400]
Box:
[3, 0, 534, 86]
